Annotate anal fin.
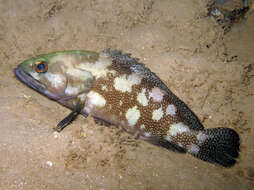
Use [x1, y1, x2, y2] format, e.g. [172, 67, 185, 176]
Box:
[140, 136, 186, 153]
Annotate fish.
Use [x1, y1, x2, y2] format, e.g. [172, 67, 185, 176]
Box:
[14, 49, 240, 167]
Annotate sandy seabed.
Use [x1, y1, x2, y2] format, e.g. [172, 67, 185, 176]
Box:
[0, 0, 254, 189]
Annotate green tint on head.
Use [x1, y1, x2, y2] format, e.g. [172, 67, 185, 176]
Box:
[15, 50, 98, 101]
[20, 50, 98, 72]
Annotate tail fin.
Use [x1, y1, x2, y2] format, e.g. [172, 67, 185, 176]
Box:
[188, 128, 240, 167]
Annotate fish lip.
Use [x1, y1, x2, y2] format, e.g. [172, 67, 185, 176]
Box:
[14, 65, 62, 100]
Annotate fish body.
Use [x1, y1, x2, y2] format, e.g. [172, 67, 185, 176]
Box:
[14, 49, 240, 167]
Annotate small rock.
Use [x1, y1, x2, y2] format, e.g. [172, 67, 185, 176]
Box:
[46, 161, 53, 167]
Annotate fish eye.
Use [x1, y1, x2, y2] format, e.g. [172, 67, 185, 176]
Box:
[34, 61, 48, 73]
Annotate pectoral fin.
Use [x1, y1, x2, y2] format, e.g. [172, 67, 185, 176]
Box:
[55, 102, 84, 132]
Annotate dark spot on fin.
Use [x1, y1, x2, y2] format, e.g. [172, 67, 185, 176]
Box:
[55, 103, 83, 132]
[104, 49, 204, 131]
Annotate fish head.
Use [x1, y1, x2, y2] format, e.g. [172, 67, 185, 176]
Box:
[14, 51, 96, 105]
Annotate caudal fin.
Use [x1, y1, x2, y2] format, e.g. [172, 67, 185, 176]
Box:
[189, 127, 240, 167]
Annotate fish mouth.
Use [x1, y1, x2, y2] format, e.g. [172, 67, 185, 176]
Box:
[14, 65, 63, 100]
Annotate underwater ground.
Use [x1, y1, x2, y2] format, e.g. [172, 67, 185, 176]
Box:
[0, 0, 254, 189]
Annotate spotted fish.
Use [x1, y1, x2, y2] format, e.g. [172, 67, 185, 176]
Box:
[14, 49, 240, 167]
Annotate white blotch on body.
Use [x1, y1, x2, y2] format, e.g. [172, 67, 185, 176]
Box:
[188, 144, 200, 154]
[85, 91, 106, 114]
[168, 123, 190, 136]
[44, 73, 66, 89]
[77, 55, 116, 79]
[51, 54, 114, 80]
[66, 67, 93, 81]
[114, 73, 142, 93]
[51, 55, 82, 78]
[125, 106, 140, 126]
[144, 132, 151, 137]
[197, 132, 208, 144]
[152, 107, 164, 121]
[166, 104, 177, 116]
[149, 87, 165, 102]
[65, 86, 80, 95]
[137, 88, 148, 106]
[119, 100, 123, 106]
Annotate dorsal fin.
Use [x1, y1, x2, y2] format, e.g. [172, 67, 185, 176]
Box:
[103, 49, 204, 131]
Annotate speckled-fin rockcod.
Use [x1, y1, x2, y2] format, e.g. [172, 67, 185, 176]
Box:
[14, 49, 240, 167]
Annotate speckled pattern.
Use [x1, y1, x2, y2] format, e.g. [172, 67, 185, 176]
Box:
[2, 0, 254, 189]
[15, 49, 240, 167]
